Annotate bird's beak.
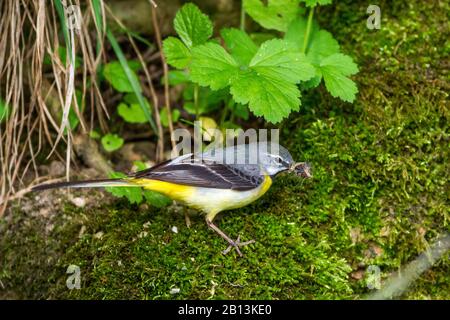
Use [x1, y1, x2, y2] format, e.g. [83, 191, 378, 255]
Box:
[291, 162, 312, 178]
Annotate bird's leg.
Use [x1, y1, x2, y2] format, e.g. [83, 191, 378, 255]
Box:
[205, 217, 255, 257]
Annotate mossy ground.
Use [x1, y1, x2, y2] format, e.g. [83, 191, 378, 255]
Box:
[1, 0, 448, 299]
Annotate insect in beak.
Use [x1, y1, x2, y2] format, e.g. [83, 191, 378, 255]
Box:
[290, 162, 312, 178]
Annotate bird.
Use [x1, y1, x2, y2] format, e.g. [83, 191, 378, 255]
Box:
[32, 142, 311, 256]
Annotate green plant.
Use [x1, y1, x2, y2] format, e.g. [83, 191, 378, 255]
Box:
[105, 161, 171, 207]
[163, 1, 359, 123]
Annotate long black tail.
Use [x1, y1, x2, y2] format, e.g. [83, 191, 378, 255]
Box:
[32, 178, 136, 191]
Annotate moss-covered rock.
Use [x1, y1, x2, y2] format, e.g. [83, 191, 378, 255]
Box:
[1, 0, 448, 299]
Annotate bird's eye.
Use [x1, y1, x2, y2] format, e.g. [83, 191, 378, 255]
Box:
[272, 155, 282, 164]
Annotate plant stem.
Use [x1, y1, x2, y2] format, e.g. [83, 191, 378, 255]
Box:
[302, 6, 315, 54]
[194, 84, 199, 119]
[240, 2, 246, 31]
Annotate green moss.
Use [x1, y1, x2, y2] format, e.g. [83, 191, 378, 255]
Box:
[1, 0, 448, 299]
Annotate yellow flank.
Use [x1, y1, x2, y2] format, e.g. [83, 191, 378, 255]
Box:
[130, 178, 196, 202]
[129, 175, 273, 219]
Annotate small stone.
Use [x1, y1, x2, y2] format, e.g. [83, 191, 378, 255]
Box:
[94, 231, 104, 239]
[350, 227, 362, 245]
[138, 231, 148, 238]
[351, 270, 365, 280]
[380, 226, 390, 237]
[170, 288, 180, 294]
[78, 225, 86, 238]
[143, 221, 151, 229]
[49, 160, 65, 176]
[70, 197, 86, 208]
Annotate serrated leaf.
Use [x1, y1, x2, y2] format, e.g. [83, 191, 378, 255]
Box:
[243, 0, 303, 32]
[317, 53, 359, 102]
[230, 69, 301, 123]
[301, 0, 332, 7]
[163, 37, 191, 69]
[103, 61, 140, 93]
[250, 39, 315, 83]
[118, 102, 148, 124]
[221, 28, 258, 65]
[101, 134, 124, 152]
[174, 3, 213, 48]
[321, 66, 358, 102]
[307, 30, 340, 65]
[105, 172, 143, 205]
[320, 53, 358, 76]
[105, 172, 143, 204]
[301, 75, 322, 89]
[190, 42, 239, 90]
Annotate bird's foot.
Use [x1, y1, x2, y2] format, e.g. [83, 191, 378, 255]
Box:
[222, 235, 255, 257]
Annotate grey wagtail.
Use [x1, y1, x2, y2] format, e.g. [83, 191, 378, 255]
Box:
[33, 142, 311, 256]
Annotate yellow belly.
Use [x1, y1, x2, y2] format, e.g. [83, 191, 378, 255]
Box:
[131, 175, 272, 218]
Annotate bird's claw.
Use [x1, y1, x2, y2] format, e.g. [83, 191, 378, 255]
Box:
[222, 235, 255, 257]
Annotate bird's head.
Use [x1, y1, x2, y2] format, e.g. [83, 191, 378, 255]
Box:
[260, 144, 312, 179]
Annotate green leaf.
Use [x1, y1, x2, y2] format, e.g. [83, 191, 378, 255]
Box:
[250, 32, 277, 46]
[163, 37, 191, 69]
[101, 134, 124, 152]
[243, 0, 303, 32]
[319, 53, 358, 102]
[285, 16, 319, 51]
[174, 3, 213, 48]
[133, 161, 148, 171]
[301, 0, 332, 7]
[250, 39, 315, 83]
[190, 42, 239, 90]
[106, 28, 158, 134]
[320, 53, 359, 76]
[105, 172, 143, 204]
[143, 190, 172, 208]
[230, 69, 301, 123]
[307, 30, 340, 65]
[103, 61, 140, 93]
[0, 98, 10, 122]
[231, 103, 250, 120]
[229, 39, 315, 123]
[164, 70, 190, 85]
[89, 130, 101, 139]
[160, 107, 181, 127]
[221, 28, 258, 65]
[301, 75, 322, 89]
[183, 86, 228, 115]
[285, 18, 339, 64]
[118, 102, 149, 124]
